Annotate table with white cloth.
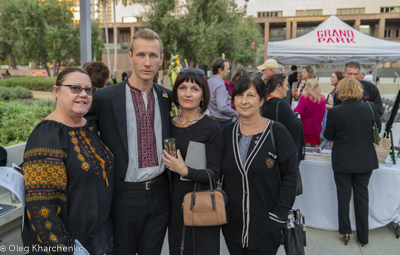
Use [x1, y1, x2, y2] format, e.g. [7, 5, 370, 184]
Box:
[293, 160, 400, 232]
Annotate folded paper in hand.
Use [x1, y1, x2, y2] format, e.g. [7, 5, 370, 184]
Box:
[181, 141, 206, 181]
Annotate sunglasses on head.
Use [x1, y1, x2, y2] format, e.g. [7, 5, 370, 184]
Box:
[57, 84, 93, 96]
[179, 68, 205, 76]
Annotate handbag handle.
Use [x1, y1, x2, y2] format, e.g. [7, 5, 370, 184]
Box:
[191, 169, 217, 210]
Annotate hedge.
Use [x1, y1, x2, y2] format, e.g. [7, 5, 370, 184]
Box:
[0, 100, 55, 147]
[0, 86, 33, 100]
[0, 76, 56, 92]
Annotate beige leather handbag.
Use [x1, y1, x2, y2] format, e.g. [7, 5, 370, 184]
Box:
[182, 169, 228, 226]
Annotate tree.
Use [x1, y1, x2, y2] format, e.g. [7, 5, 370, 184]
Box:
[0, 0, 45, 69]
[0, 0, 105, 76]
[140, 0, 261, 67]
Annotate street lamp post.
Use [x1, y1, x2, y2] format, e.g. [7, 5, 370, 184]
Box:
[80, 0, 92, 68]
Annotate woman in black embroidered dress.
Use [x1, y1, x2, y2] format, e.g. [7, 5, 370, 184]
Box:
[22, 67, 114, 255]
[162, 68, 223, 255]
[221, 74, 298, 255]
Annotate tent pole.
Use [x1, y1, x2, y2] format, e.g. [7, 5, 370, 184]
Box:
[373, 61, 378, 82]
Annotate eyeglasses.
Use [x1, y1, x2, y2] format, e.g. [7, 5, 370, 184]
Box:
[179, 68, 205, 76]
[57, 85, 93, 96]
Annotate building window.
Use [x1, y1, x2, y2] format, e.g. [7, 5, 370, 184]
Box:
[381, 7, 400, 13]
[296, 9, 322, 16]
[337, 8, 365, 15]
[257, 11, 282, 18]
[384, 29, 392, 38]
[396, 29, 400, 38]
[269, 27, 286, 42]
[122, 35, 129, 43]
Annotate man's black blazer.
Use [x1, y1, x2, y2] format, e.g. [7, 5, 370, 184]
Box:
[333, 79, 384, 118]
[324, 99, 381, 173]
[86, 80, 172, 202]
[288, 71, 298, 86]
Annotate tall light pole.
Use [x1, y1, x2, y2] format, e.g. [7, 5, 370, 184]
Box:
[80, 0, 92, 68]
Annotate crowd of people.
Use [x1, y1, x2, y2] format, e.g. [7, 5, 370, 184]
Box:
[21, 28, 383, 255]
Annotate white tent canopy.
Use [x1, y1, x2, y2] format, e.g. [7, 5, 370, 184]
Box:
[267, 16, 400, 65]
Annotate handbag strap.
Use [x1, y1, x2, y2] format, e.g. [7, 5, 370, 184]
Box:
[269, 120, 281, 186]
[366, 102, 378, 129]
[276, 100, 281, 122]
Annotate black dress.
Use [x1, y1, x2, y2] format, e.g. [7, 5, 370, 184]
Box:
[168, 115, 223, 255]
[22, 120, 114, 255]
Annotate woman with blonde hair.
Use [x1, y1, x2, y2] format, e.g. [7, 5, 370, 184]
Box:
[324, 78, 380, 247]
[294, 78, 326, 147]
[294, 65, 316, 101]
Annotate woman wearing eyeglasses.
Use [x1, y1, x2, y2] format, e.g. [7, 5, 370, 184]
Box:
[21, 67, 114, 255]
[162, 68, 223, 255]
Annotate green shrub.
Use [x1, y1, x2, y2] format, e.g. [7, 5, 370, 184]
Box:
[0, 100, 55, 147]
[0, 76, 56, 91]
[0, 86, 33, 100]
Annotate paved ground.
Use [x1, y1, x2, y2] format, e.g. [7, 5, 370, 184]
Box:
[31, 91, 55, 100]
[160, 225, 399, 254]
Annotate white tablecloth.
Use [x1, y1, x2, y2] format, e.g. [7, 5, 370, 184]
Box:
[293, 160, 400, 231]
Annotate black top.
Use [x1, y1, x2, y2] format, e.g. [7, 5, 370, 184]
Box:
[222, 120, 298, 251]
[263, 98, 304, 163]
[288, 71, 298, 86]
[324, 99, 381, 173]
[22, 120, 114, 255]
[168, 115, 223, 255]
[333, 79, 384, 118]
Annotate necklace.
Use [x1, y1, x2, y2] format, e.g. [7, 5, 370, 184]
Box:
[177, 112, 203, 126]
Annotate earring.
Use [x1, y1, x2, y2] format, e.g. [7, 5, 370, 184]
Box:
[200, 99, 204, 108]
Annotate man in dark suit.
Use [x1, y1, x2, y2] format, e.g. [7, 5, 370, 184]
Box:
[287, 65, 298, 88]
[333, 61, 384, 118]
[86, 28, 171, 255]
[287, 65, 298, 106]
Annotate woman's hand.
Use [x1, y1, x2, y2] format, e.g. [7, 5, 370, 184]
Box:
[162, 149, 189, 177]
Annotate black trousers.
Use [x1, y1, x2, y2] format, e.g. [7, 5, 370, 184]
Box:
[334, 171, 372, 244]
[225, 240, 279, 255]
[112, 180, 170, 255]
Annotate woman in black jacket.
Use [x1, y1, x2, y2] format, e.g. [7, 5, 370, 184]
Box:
[324, 78, 381, 247]
[222, 74, 298, 254]
[263, 74, 304, 165]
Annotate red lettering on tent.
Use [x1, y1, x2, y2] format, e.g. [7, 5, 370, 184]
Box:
[332, 30, 339, 37]
[317, 31, 323, 37]
[318, 38, 326, 43]
[336, 37, 346, 43]
[347, 30, 354, 37]
[339, 30, 347, 37]
[324, 30, 331, 37]
[346, 38, 356, 43]
[327, 38, 334, 43]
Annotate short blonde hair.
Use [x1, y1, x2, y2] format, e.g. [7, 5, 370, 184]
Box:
[337, 78, 363, 101]
[303, 78, 322, 103]
[129, 28, 163, 54]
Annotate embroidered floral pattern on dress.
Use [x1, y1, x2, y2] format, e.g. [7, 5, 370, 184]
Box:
[39, 206, 50, 218]
[69, 130, 90, 171]
[45, 221, 53, 230]
[49, 233, 58, 242]
[57, 205, 61, 215]
[24, 148, 67, 159]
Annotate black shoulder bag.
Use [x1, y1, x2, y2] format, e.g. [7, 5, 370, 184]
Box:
[270, 121, 306, 255]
